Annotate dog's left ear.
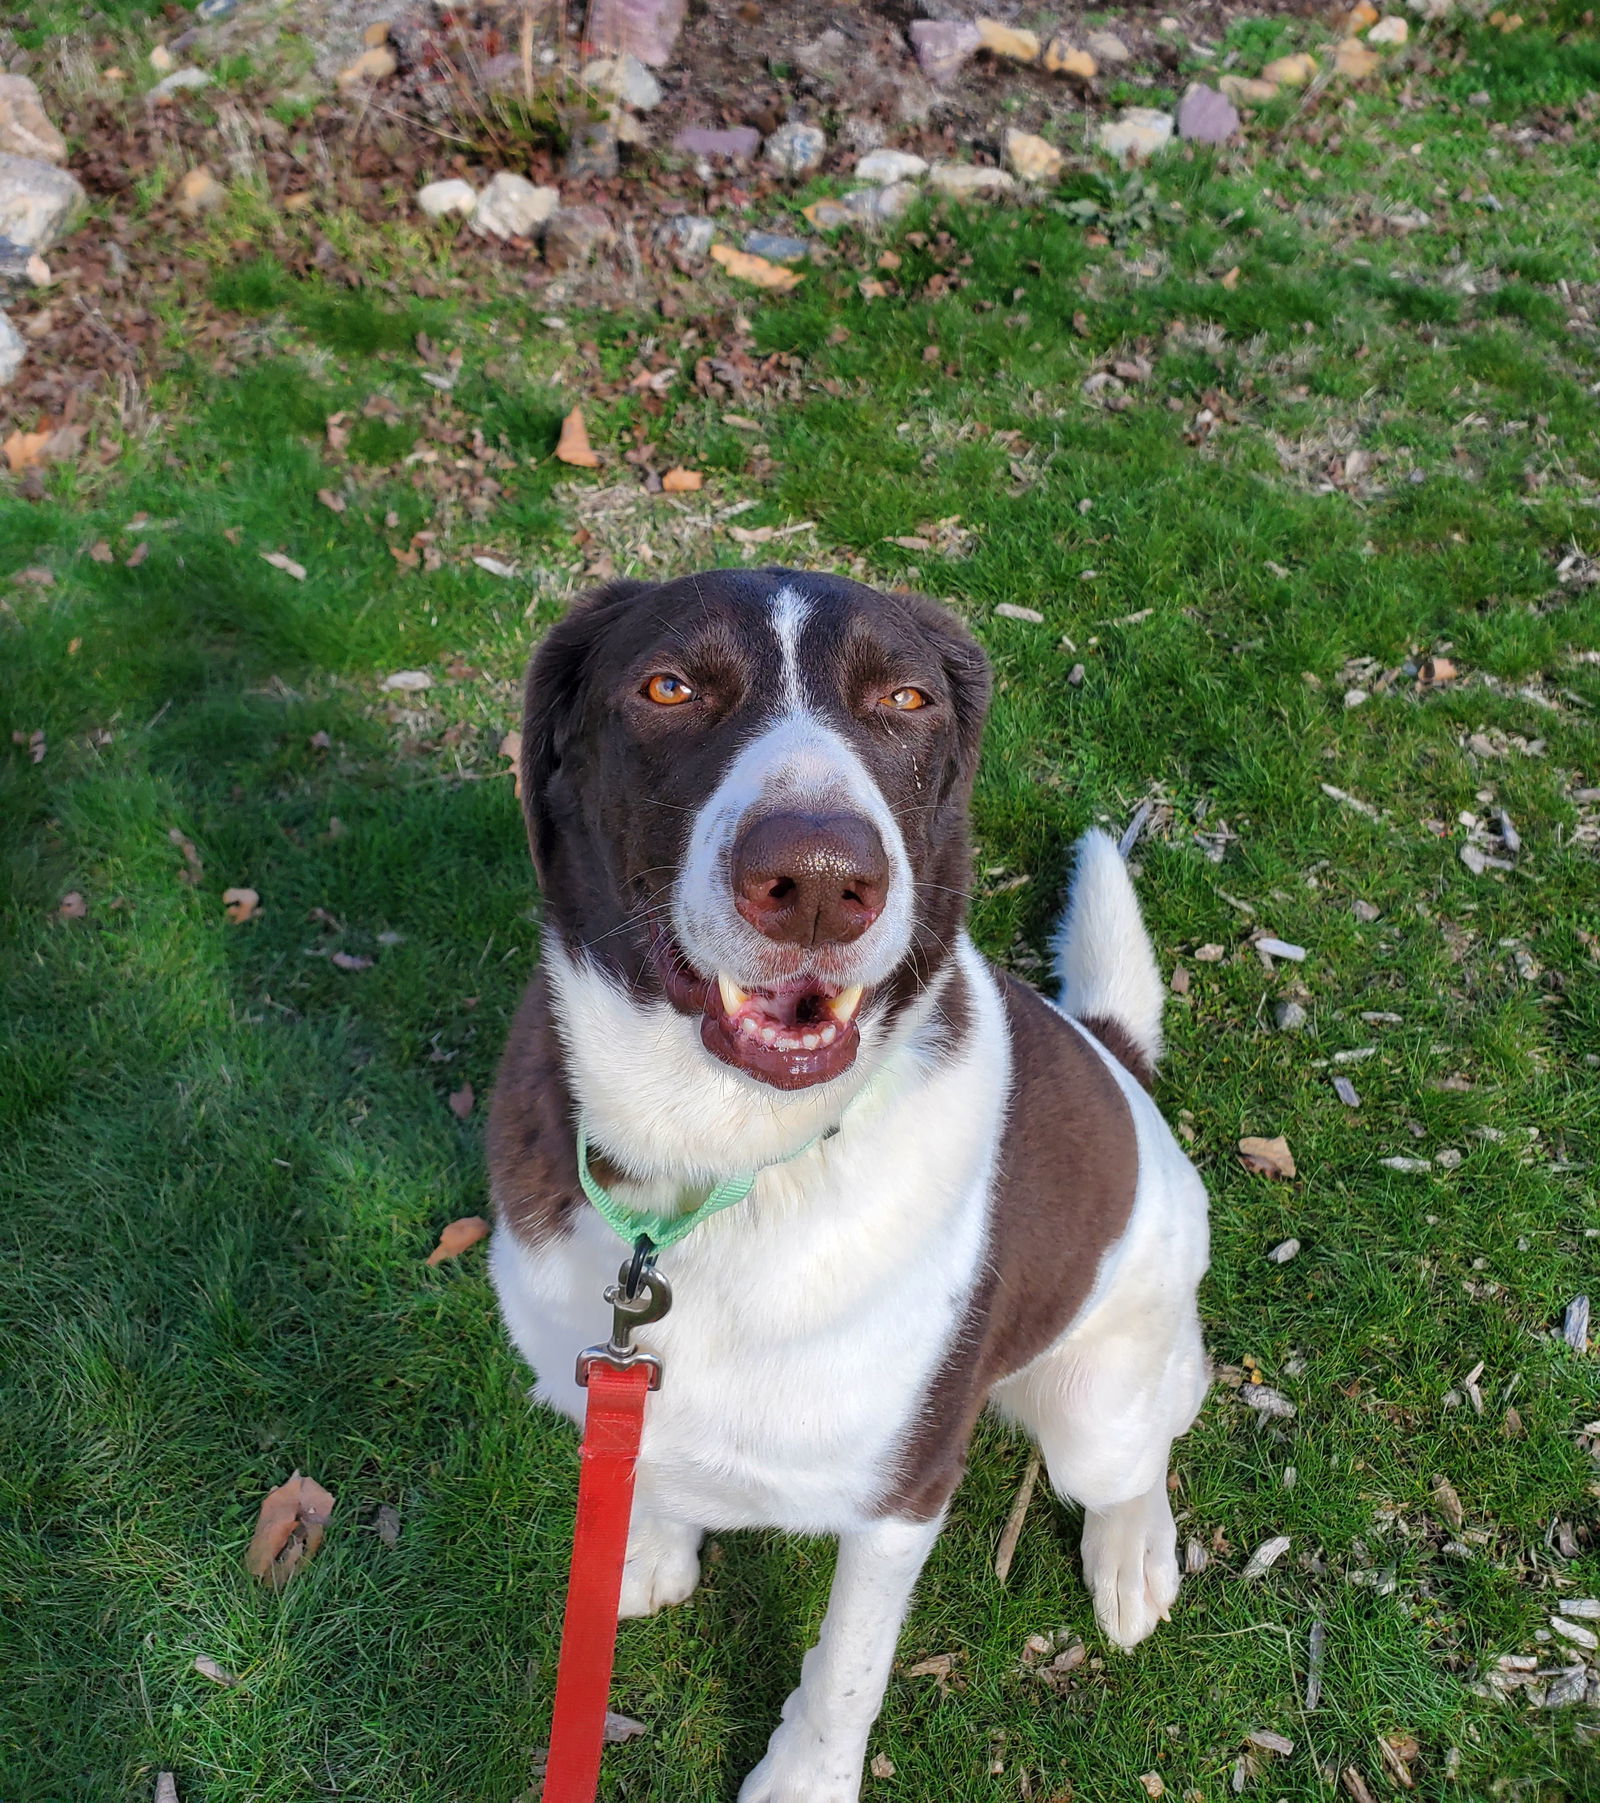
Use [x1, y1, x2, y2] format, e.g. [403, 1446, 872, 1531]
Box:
[903, 592, 992, 804]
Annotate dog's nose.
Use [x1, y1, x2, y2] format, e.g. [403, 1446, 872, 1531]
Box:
[731, 811, 889, 946]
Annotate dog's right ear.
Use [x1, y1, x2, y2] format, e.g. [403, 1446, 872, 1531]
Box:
[519, 580, 652, 880]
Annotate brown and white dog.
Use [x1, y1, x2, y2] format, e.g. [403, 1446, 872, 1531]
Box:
[487, 568, 1209, 1802]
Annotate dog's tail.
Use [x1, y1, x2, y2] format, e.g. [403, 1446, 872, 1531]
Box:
[1051, 829, 1164, 1090]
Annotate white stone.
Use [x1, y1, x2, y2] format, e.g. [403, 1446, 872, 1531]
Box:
[0, 309, 23, 385]
[841, 181, 918, 226]
[469, 172, 559, 240]
[0, 152, 86, 255]
[0, 75, 66, 163]
[854, 148, 928, 184]
[417, 178, 477, 220]
[147, 67, 212, 100]
[763, 121, 827, 176]
[1085, 28, 1133, 63]
[582, 52, 663, 110]
[1367, 15, 1410, 43]
[1096, 107, 1174, 164]
[927, 162, 1016, 198]
[1004, 129, 1063, 183]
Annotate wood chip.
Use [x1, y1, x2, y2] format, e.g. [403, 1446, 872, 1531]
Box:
[427, 1215, 490, 1265]
[1185, 1537, 1208, 1574]
[993, 1449, 1040, 1586]
[662, 467, 703, 492]
[1333, 1077, 1361, 1108]
[1138, 1774, 1165, 1799]
[995, 603, 1045, 623]
[709, 243, 804, 291]
[1320, 782, 1385, 822]
[1255, 936, 1306, 961]
[447, 1082, 475, 1120]
[244, 1471, 335, 1589]
[261, 551, 306, 580]
[155, 1774, 179, 1803]
[380, 669, 432, 692]
[555, 407, 602, 467]
[330, 950, 373, 971]
[1432, 1474, 1465, 1529]
[1340, 1768, 1378, 1803]
[1378, 1735, 1419, 1789]
[1238, 1136, 1296, 1179]
[1551, 1616, 1599, 1650]
[870, 1753, 896, 1779]
[316, 488, 346, 513]
[1267, 1238, 1300, 1264]
[375, 1502, 401, 1546]
[1240, 1535, 1291, 1579]
[1563, 1295, 1589, 1353]
[604, 1712, 648, 1742]
[1305, 1619, 1326, 1711]
[1246, 1729, 1294, 1757]
[1380, 1155, 1431, 1173]
[193, 1654, 238, 1685]
[1241, 1386, 1297, 1420]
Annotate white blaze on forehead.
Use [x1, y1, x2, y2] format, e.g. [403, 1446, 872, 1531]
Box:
[769, 585, 813, 713]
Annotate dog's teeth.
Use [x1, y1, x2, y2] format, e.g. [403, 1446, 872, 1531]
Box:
[802, 1033, 820, 1051]
[717, 972, 749, 1015]
[828, 984, 864, 1024]
[740, 1015, 760, 1038]
[819, 1023, 837, 1046]
[760, 1025, 778, 1045]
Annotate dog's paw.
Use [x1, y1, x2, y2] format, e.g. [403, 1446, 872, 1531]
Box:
[617, 1517, 701, 1620]
[737, 1716, 864, 1803]
[1081, 1485, 1180, 1651]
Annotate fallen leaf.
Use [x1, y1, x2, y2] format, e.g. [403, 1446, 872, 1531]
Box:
[1240, 1534, 1292, 1579]
[325, 413, 350, 454]
[1238, 1135, 1296, 1179]
[447, 1082, 475, 1120]
[603, 1712, 647, 1743]
[193, 1654, 238, 1686]
[330, 950, 373, 971]
[316, 488, 347, 513]
[1139, 1775, 1165, 1800]
[245, 1470, 336, 1588]
[125, 541, 149, 569]
[709, 243, 805, 291]
[222, 886, 260, 924]
[380, 669, 432, 692]
[662, 467, 703, 492]
[14, 565, 53, 585]
[262, 551, 307, 581]
[309, 730, 332, 751]
[1246, 1729, 1294, 1757]
[89, 540, 114, 563]
[1432, 1474, 1465, 1529]
[995, 603, 1045, 623]
[427, 1215, 490, 1265]
[3, 424, 82, 472]
[906, 1652, 956, 1678]
[168, 827, 204, 885]
[500, 729, 524, 799]
[1219, 265, 1241, 290]
[870, 1753, 896, 1779]
[375, 1502, 401, 1546]
[473, 554, 518, 578]
[555, 407, 602, 468]
[56, 891, 87, 919]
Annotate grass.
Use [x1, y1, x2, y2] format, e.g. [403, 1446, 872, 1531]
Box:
[4, 11, 1600, 1801]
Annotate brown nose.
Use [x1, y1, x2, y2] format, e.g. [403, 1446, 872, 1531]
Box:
[731, 811, 890, 946]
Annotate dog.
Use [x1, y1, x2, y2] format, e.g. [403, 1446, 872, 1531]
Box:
[487, 567, 1210, 1802]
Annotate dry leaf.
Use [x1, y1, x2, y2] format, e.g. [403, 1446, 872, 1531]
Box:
[125, 541, 149, 569]
[1220, 265, 1241, 290]
[317, 488, 347, 514]
[1238, 1135, 1296, 1179]
[1139, 1776, 1165, 1800]
[4, 424, 82, 472]
[193, 1654, 238, 1686]
[1240, 1534, 1292, 1579]
[427, 1214, 490, 1265]
[15, 565, 53, 586]
[1418, 655, 1458, 688]
[325, 413, 350, 453]
[555, 407, 602, 468]
[222, 886, 260, 924]
[375, 1502, 401, 1546]
[262, 551, 307, 581]
[500, 728, 524, 799]
[447, 1082, 475, 1120]
[245, 1470, 336, 1589]
[870, 1753, 896, 1779]
[89, 540, 114, 563]
[709, 243, 805, 292]
[661, 467, 703, 493]
[330, 950, 373, 971]
[603, 1713, 647, 1743]
[1432, 1474, 1464, 1529]
[168, 827, 204, 885]
[56, 891, 87, 919]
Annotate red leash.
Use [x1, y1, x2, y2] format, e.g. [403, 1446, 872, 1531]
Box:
[541, 1241, 669, 1803]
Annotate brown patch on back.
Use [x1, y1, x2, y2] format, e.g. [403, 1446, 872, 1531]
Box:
[485, 969, 584, 1246]
[877, 972, 1139, 1520]
[1075, 1012, 1155, 1092]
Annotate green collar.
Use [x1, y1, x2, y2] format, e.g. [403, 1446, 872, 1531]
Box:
[575, 1112, 830, 1252]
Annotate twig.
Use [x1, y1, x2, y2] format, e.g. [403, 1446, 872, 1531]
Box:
[994, 1450, 1040, 1586]
[1117, 800, 1152, 859]
[1304, 1618, 1326, 1712]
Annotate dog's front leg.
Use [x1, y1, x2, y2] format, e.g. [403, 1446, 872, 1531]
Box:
[739, 1514, 943, 1803]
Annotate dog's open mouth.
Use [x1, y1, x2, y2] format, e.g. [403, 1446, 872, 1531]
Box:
[651, 928, 865, 1089]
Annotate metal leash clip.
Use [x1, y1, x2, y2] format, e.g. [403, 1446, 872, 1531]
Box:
[575, 1235, 671, 1391]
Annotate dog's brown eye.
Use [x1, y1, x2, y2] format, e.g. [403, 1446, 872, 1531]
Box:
[883, 687, 928, 711]
[644, 673, 695, 706]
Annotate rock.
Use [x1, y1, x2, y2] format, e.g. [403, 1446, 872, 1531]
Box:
[744, 230, 809, 262]
[802, 198, 853, 229]
[909, 19, 981, 84]
[1343, 0, 1380, 26]
[1262, 53, 1317, 86]
[0, 76, 66, 163]
[1085, 28, 1133, 64]
[585, 0, 685, 68]
[841, 181, 918, 227]
[582, 52, 663, 111]
[196, 0, 237, 19]
[148, 67, 212, 100]
[976, 20, 1040, 62]
[1178, 83, 1240, 143]
[0, 309, 23, 385]
[841, 114, 886, 154]
[1367, 15, 1410, 43]
[565, 118, 620, 180]
[1003, 129, 1062, 183]
[793, 29, 851, 87]
[1273, 999, 1308, 1032]
[927, 163, 1016, 198]
[417, 177, 476, 219]
[149, 44, 174, 72]
[469, 172, 559, 240]
[175, 164, 225, 216]
[855, 148, 927, 184]
[1095, 107, 1174, 164]
[1043, 41, 1097, 79]
[764, 121, 827, 177]
[363, 20, 391, 47]
[1220, 74, 1281, 104]
[656, 213, 714, 259]
[1334, 37, 1380, 76]
[335, 45, 396, 87]
[543, 204, 615, 269]
[672, 125, 760, 160]
[0, 153, 86, 257]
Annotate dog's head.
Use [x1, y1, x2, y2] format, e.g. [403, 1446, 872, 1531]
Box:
[519, 567, 991, 1091]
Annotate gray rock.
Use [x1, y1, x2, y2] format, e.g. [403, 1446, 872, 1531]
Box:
[909, 19, 982, 83]
[744, 230, 809, 263]
[581, 53, 663, 111]
[1273, 999, 1308, 1033]
[764, 121, 827, 177]
[0, 236, 32, 296]
[0, 153, 86, 256]
[1085, 28, 1132, 64]
[0, 75, 66, 163]
[469, 171, 559, 240]
[195, 0, 237, 19]
[927, 162, 1017, 198]
[1178, 83, 1241, 143]
[672, 125, 761, 160]
[584, 0, 685, 68]
[147, 67, 212, 100]
[793, 29, 852, 87]
[1096, 106, 1174, 164]
[854, 148, 927, 184]
[565, 118, 620, 181]
[841, 180, 918, 227]
[417, 178, 476, 220]
[656, 213, 714, 259]
[0, 309, 24, 386]
[543, 203, 616, 269]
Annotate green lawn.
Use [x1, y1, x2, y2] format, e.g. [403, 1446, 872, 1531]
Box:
[3, 10, 1600, 1801]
